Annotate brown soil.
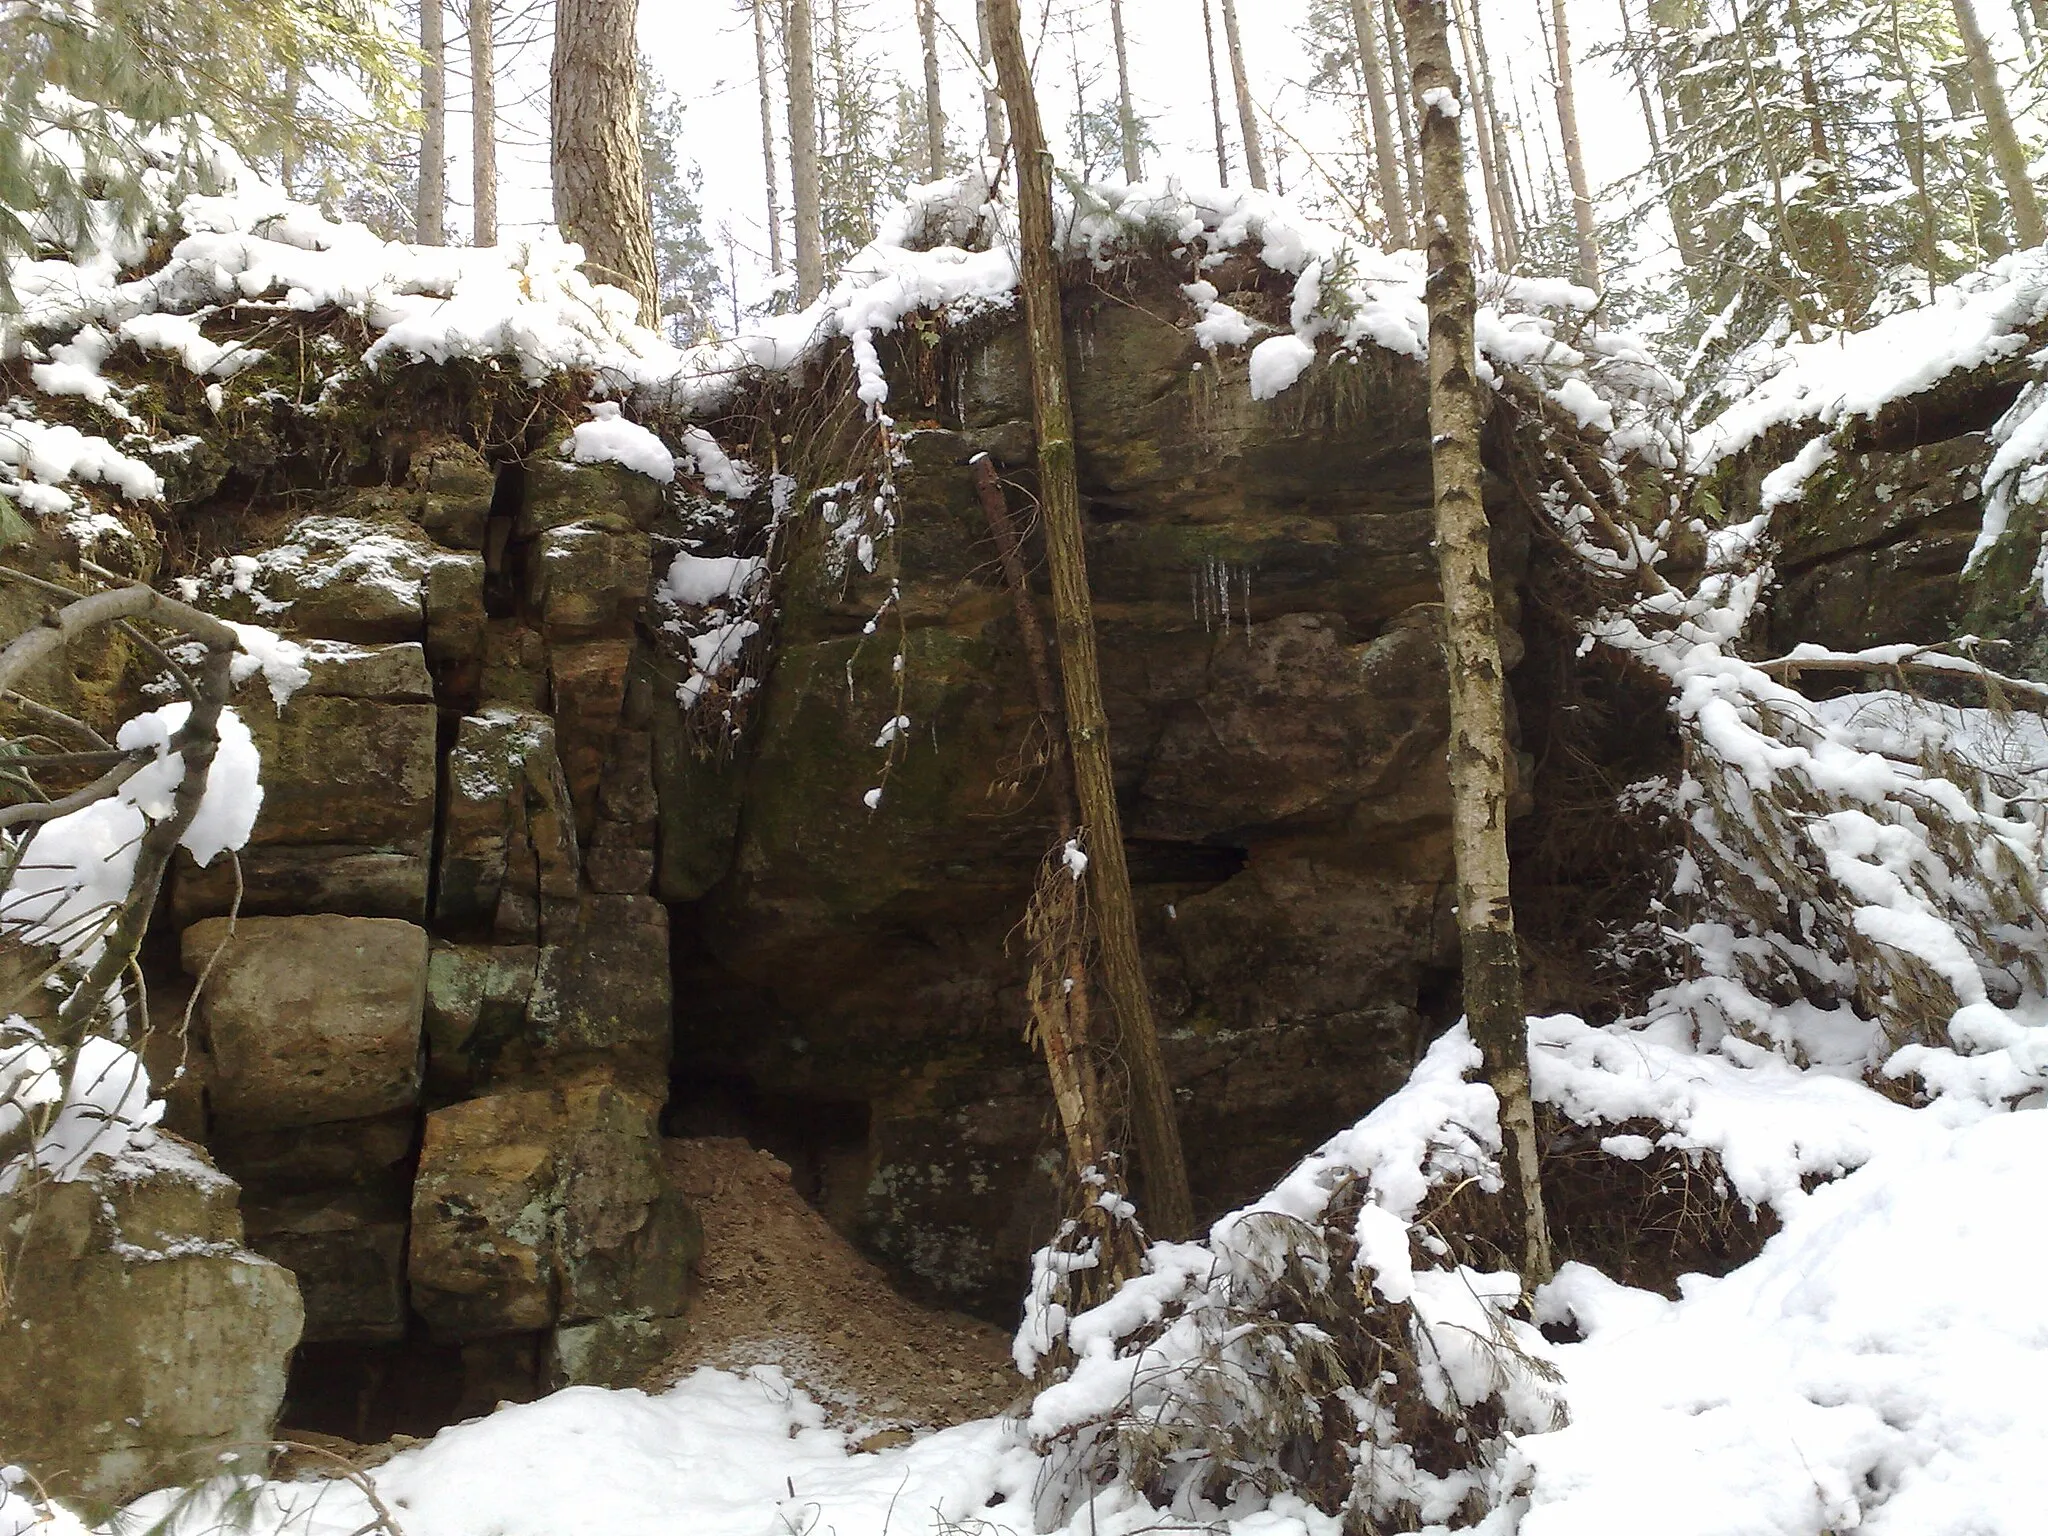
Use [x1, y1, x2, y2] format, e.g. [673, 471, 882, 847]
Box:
[651, 1137, 1024, 1439]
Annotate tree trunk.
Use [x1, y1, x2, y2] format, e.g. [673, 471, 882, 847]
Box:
[1449, 0, 1512, 265]
[1109, 0, 1143, 182]
[1615, 0, 1700, 278]
[470, 0, 497, 246]
[1349, 0, 1411, 245]
[754, 0, 785, 273]
[975, 0, 1006, 164]
[1785, 0, 1856, 315]
[1202, 0, 1232, 183]
[419, 0, 446, 245]
[985, 0, 1196, 1242]
[787, 0, 825, 301]
[1951, 0, 2047, 248]
[1547, 0, 1602, 293]
[916, 0, 947, 179]
[1218, 0, 1269, 190]
[551, 0, 659, 324]
[1394, 0, 1554, 1288]
[1384, 0, 1424, 216]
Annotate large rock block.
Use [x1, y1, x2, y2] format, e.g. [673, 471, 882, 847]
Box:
[0, 1136, 302, 1504]
[182, 915, 428, 1130]
[173, 642, 437, 923]
[407, 1072, 699, 1341]
[435, 708, 581, 942]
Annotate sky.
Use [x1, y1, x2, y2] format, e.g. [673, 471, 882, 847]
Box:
[431, 0, 2032, 315]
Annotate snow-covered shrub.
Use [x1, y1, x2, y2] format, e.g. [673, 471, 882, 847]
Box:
[1021, 1030, 1565, 1534]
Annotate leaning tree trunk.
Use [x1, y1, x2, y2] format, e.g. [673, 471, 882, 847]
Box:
[1951, 0, 2047, 248]
[1202, 0, 1232, 183]
[975, 0, 1007, 164]
[550, 0, 659, 323]
[471, 0, 497, 245]
[1547, 0, 1602, 293]
[1219, 0, 1269, 190]
[1395, 0, 1554, 1287]
[754, 0, 785, 273]
[419, 0, 446, 244]
[986, 0, 1196, 1241]
[1384, 0, 1424, 214]
[916, 0, 947, 179]
[1449, 0, 1513, 266]
[788, 0, 826, 302]
[1109, 0, 1143, 182]
[1350, 0, 1411, 245]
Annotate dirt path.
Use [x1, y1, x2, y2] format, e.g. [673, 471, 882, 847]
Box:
[652, 1138, 1024, 1440]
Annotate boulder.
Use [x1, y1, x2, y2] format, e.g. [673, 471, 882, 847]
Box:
[0, 1135, 302, 1504]
[182, 915, 428, 1130]
[407, 1072, 699, 1341]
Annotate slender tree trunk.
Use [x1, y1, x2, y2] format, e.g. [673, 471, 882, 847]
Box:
[1202, 0, 1232, 183]
[1384, 0, 1424, 216]
[1394, 0, 1553, 1289]
[2016, 0, 2039, 60]
[975, 0, 1006, 163]
[1219, 0, 1269, 189]
[985, 0, 1196, 1242]
[1892, 0, 1940, 299]
[754, 0, 785, 273]
[1467, 0, 1526, 254]
[1109, 0, 1143, 182]
[1546, 0, 1602, 293]
[470, 0, 497, 245]
[916, 0, 947, 180]
[419, 0, 446, 245]
[787, 0, 825, 302]
[1728, 0, 1818, 342]
[1350, 0, 1411, 244]
[1449, 0, 1513, 265]
[550, 0, 659, 323]
[1616, 0, 1699, 278]
[1784, 0, 1855, 315]
[1951, 0, 2047, 247]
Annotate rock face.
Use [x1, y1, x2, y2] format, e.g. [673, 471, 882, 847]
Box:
[661, 278, 1512, 1310]
[0, 1138, 303, 1505]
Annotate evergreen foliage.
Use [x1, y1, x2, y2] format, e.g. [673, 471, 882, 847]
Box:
[639, 56, 726, 344]
[0, 0, 413, 274]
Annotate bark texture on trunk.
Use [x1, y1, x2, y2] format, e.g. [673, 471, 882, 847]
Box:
[976, 0, 1007, 164]
[754, 0, 785, 273]
[1396, 0, 1554, 1288]
[1951, 0, 2047, 248]
[1202, 0, 1231, 183]
[550, 0, 659, 324]
[916, 0, 947, 180]
[419, 0, 446, 245]
[788, 0, 826, 301]
[985, 0, 1196, 1241]
[1540, 0, 1605, 294]
[1350, 0, 1410, 245]
[1547, 0, 1602, 293]
[1449, 0, 1511, 265]
[470, 0, 497, 246]
[1110, 0, 1143, 183]
[1219, 0, 1269, 190]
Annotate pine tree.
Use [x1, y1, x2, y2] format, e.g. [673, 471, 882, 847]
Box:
[1220, 0, 1270, 189]
[789, 0, 826, 302]
[1547, 0, 1603, 293]
[640, 58, 727, 343]
[470, 0, 497, 246]
[0, 0, 413, 268]
[551, 0, 659, 323]
[420, 0, 448, 245]
[752, 0, 786, 275]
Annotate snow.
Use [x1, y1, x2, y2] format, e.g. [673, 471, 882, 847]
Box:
[662, 552, 763, 606]
[1422, 87, 1463, 121]
[560, 403, 675, 482]
[1248, 334, 1317, 400]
